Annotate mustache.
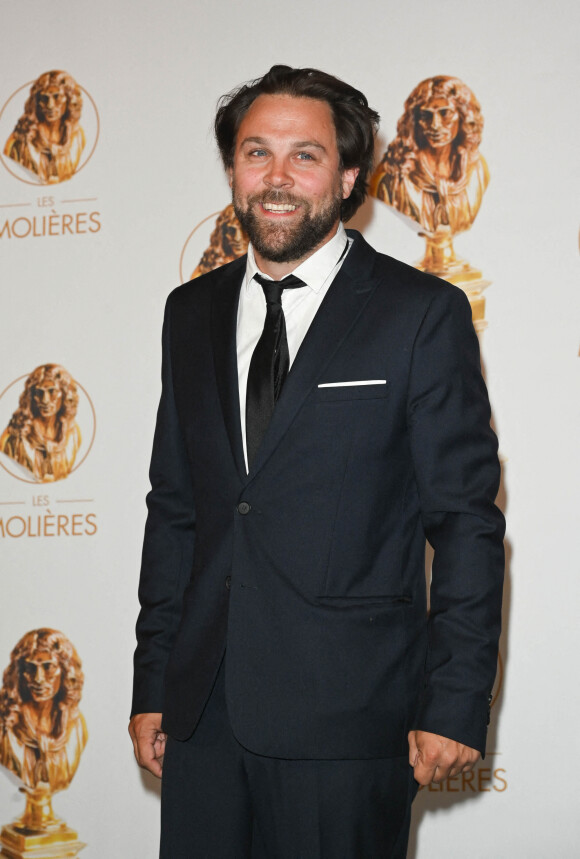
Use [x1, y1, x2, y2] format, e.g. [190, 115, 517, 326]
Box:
[246, 190, 306, 208]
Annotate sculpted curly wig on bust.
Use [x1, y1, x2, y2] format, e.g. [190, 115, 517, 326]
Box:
[215, 65, 380, 222]
[5, 364, 78, 440]
[10, 71, 83, 144]
[386, 76, 484, 171]
[0, 629, 84, 737]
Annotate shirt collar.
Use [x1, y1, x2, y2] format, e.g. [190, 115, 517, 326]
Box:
[244, 222, 348, 293]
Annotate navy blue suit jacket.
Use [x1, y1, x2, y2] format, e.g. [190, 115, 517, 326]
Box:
[131, 230, 505, 759]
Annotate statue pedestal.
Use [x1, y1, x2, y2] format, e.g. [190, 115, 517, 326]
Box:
[435, 266, 490, 334]
[416, 231, 490, 332]
[0, 822, 85, 859]
[1, 787, 85, 859]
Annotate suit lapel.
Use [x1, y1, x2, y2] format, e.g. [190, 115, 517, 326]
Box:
[247, 231, 381, 478]
[210, 256, 247, 482]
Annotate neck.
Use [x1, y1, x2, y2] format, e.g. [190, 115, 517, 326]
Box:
[23, 700, 54, 734]
[33, 415, 59, 440]
[421, 144, 454, 178]
[40, 120, 64, 145]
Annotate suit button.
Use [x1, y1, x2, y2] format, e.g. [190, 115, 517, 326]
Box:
[237, 501, 251, 515]
[225, 576, 231, 590]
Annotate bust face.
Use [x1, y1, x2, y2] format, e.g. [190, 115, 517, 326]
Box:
[416, 96, 460, 150]
[21, 649, 62, 703]
[31, 379, 64, 421]
[36, 85, 67, 124]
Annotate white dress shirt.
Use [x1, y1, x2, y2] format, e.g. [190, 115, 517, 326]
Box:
[237, 222, 351, 470]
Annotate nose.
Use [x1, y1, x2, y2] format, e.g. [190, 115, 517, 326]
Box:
[263, 155, 293, 189]
[431, 112, 442, 130]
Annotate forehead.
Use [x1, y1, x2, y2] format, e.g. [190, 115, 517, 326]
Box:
[419, 96, 457, 111]
[38, 85, 65, 97]
[236, 94, 337, 150]
[33, 377, 59, 388]
[24, 649, 59, 664]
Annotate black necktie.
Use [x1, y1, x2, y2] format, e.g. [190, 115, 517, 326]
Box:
[246, 273, 306, 469]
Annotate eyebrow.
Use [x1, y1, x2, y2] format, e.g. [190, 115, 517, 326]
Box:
[239, 136, 327, 152]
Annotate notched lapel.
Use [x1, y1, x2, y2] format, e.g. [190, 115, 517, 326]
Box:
[210, 257, 247, 481]
[247, 233, 381, 477]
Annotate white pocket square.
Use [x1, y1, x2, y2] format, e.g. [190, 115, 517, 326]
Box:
[318, 380, 387, 388]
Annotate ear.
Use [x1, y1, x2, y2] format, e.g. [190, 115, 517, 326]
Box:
[341, 167, 359, 200]
[227, 167, 233, 189]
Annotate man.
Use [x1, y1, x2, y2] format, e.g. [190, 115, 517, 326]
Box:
[130, 65, 505, 858]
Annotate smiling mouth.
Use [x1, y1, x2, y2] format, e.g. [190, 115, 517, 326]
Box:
[261, 203, 299, 214]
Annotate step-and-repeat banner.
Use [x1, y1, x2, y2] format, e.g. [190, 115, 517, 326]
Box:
[1, 1, 578, 856]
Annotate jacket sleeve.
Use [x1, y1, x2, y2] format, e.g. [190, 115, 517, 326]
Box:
[407, 284, 505, 755]
[131, 296, 196, 716]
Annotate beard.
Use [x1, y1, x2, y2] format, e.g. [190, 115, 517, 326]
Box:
[232, 183, 343, 264]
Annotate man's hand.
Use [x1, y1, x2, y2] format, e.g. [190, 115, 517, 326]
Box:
[408, 730, 480, 785]
[129, 713, 166, 778]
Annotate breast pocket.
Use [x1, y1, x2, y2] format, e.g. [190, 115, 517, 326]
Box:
[313, 381, 390, 402]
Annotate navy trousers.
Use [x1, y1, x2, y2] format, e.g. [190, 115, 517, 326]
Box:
[160, 660, 417, 858]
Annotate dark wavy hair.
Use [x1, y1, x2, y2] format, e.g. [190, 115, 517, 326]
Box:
[215, 65, 380, 222]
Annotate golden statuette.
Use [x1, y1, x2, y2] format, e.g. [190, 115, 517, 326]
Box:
[192, 203, 249, 279]
[0, 364, 82, 483]
[4, 71, 86, 185]
[371, 76, 490, 327]
[0, 629, 88, 858]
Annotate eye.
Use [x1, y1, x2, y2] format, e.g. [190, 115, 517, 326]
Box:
[249, 149, 267, 157]
[296, 152, 314, 161]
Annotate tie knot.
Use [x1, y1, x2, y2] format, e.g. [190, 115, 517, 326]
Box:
[253, 273, 306, 306]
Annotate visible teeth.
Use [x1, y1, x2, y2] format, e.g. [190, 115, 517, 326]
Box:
[262, 203, 297, 212]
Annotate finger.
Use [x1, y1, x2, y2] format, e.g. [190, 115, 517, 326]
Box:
[137, 738, 163, 777]
[446, 764, 464, 779]
[460, 756, 479, 774]
[413, 760, 437, 786]
[153, 733, 167, 758]
[433, 764, 456, 783]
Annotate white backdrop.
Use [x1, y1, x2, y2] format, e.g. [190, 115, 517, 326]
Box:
[1, 0, 579, 856]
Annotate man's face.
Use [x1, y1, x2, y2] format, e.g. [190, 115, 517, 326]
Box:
[229, 94, 358, 266]
[21, 650, 62, 703]
[37, 85, 67, 123]
[416, 96, 459, 150]
[31, 379, 63, 421]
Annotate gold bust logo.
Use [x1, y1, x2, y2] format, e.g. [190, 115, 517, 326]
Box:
[0, 70, 99, 186]
[180, 203, 248, 283]
[0, 629, 87, 855]
[0, 364, 96, 484]
[371, 75, 490, 326]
